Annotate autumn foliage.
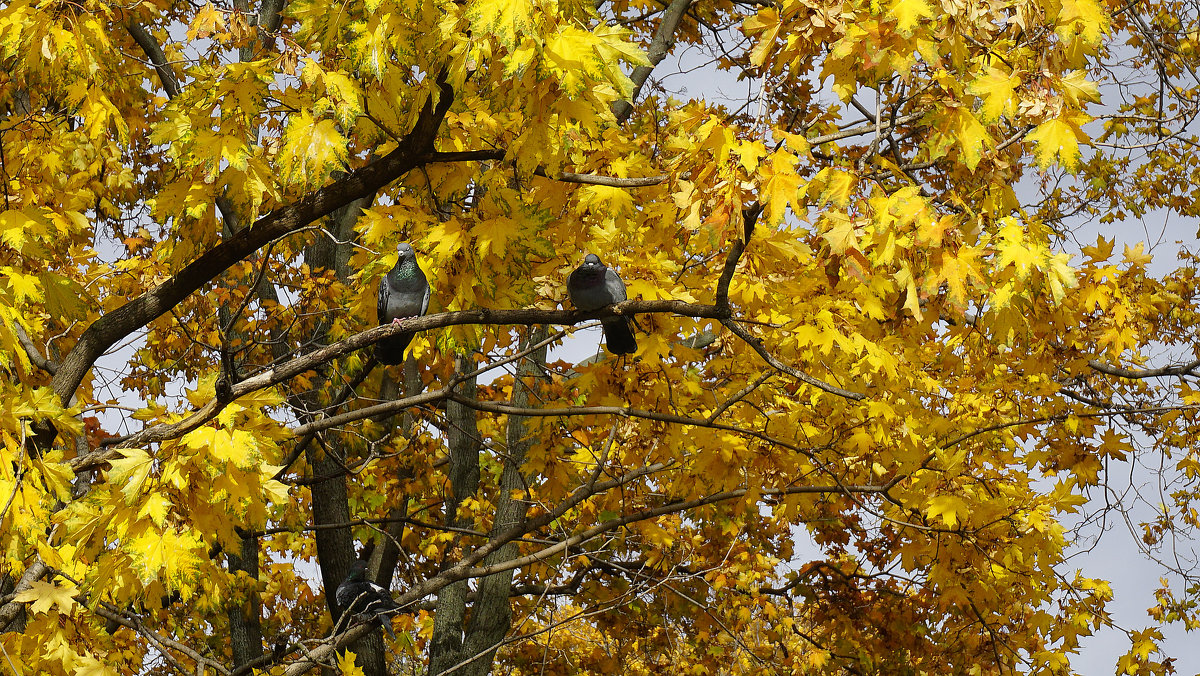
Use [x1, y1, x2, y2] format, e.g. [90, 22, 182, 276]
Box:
[3, 0, 1200, 674]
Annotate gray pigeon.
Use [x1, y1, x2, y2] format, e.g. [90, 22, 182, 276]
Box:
[376, 242, 430, 365]
[335, 560, 400, 639]
[567, 253, 637, 355]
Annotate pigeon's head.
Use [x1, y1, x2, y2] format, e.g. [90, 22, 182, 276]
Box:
[346, 560, 370, 581]
[580, 253, 605, 270]
[395, 242, 416, 263]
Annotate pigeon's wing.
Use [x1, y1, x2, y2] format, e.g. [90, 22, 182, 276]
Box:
[605, 268, 628, 303]
[419, 270, 431, 316]
[377, 274, 392, 324]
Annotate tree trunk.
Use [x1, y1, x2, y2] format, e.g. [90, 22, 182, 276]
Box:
[428, 353, 481, 675]
[301, 198, 389, 676]
[428, 328, 547, 675]
[227, 532, 265, 669]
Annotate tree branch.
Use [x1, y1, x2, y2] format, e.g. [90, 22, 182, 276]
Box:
[124, 21, 181, 99]
[720, 319, 865, 400]
[72, 302, 729, 470]
[0, 561, 46, 630]
[424, 151, 668, 186]
[48, 73, 456, 408]
[1088, 358, 1200, 379]
[613, 0, 694, 123]
[11, 320, 56, 375]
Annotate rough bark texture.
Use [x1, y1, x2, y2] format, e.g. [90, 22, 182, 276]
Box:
[300, 199, 389, 676]
[427, 328, 547, 675]
[428, 353, 482, 676]
[227, 532, 265, 669]
[370, 357, 423, 590]
[460, 326, 547, 673]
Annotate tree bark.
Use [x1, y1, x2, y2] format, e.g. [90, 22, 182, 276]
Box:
[428, 328, 547, 675]
[301, 199, 390, 676]
[460, 326, 547, 674]
[226, 532, 265, 669]
[428, 353, 481, 675]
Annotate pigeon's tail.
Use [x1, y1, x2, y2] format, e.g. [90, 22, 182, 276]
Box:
[378, 615, 398, 640]
[602, 318, 638, 355]
[376, 332, 414, 365]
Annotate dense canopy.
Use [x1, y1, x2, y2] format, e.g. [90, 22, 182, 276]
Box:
[3, 0, 1200, 674]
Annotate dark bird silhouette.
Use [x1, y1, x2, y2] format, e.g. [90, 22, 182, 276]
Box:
[567, 253, 637, 355]
[335, 560, 400, 639]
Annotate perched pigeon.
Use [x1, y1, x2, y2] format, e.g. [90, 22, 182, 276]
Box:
[376, 242, 430, 365]
[567, 253, 637, 355]
[335, 560, 400, 639]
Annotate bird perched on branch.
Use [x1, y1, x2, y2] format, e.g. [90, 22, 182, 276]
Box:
[567, 253, 637, 355]
[376, 242, 430, 365]
[335, 560, 401, 639]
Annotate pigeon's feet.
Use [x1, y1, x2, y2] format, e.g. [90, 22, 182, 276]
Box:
[391, 316, 413, 325]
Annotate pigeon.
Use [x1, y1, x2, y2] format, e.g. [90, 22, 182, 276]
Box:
[335, 560, 400, 639]
[567, 253, 637, 355]
[376, 242, 430, 365]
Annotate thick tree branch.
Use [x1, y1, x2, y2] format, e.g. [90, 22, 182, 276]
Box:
[11, 321, 56, 375]
[1088, 358, 1200, 379]
[48, 74, 456, 407]
[0, 561, 46, 630]
[613, 0, 694, 123]
[124, 21, 181, 99]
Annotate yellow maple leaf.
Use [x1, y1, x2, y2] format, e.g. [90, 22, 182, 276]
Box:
[1082, 235, 1115, 261]
[73, 656, 120, 676]
[337, 649, 366, 676]
[1122, 242, 1154, 267]
[14, 579, 77, 614]
[926, 494, 968, 527]
[1041, 251, 1078, 303]
[277, 111, 349, 190]
[128, 527, 204, 586]
[3, 268, 44, 304]
[742, 7, 782, 67]
[1058, 70, 1100, 106]
[188, 3, 227, 41]
[467, 0, 535, 48]
[950, 108, 993, 171]
[1057, 0, 1110, 45]
[107, 448, 155, 504]
[994, 220, 1040, 277]
[759, 149, 802, 225]
[968, 67, 1020, 122]
[821, 213, 859, 254]
[1027, 114, 1090, 169]
[888, 0, 934, 35]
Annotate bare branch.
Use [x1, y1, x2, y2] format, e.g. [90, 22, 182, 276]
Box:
[11, 321, 56, 375]
[613, 0, 694, 123]
[720, 319, 865, 400]
[546, 170, 668, 187]
[124, 21, 181, 99]
[425, 150, 668, 186]
[1088, 358, 1200, 379]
